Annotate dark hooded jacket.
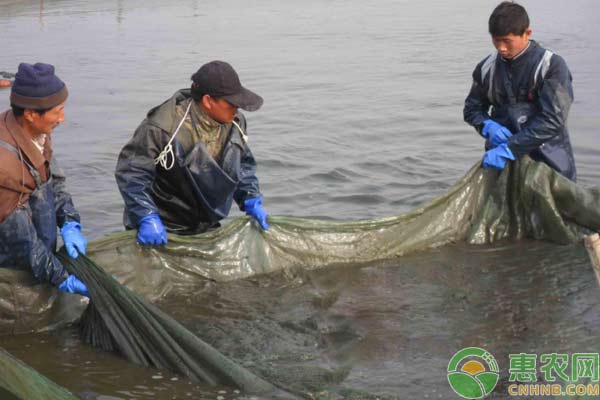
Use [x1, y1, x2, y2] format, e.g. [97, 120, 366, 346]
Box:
[115, 90, 262, 234]
[464, 40, 576, 181]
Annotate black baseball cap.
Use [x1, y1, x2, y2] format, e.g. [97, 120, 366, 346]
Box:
[190, 60, 263, 112]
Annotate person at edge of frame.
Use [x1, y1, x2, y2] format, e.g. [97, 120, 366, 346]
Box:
[0, 62, 89, 297]
[464, 1, 577, 181]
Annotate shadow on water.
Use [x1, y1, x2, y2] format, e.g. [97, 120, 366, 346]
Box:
[2, 240, 598, 399]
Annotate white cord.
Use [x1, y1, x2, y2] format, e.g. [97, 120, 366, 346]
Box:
[155, 101, 248, 170]
[154, 101, 193, 171]
[231, 119, 248, 144]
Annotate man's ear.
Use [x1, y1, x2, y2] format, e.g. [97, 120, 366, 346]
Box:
[23, 109, 36, 123]
[524, 27, 532, 39]
[201, 94, 212, 111]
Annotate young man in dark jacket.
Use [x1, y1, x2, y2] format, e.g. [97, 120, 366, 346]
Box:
[115, 61, 269, 246]
[0, 63, 88, 296]
[464, 1, 576, 181]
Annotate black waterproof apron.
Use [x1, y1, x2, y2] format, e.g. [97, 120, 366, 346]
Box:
[152, 105, 246, 234]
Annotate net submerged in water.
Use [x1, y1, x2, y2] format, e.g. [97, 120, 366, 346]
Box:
[1, 157, 599, 398]
[56, 250, 296, 398]
[0, 347, 78, 400]
[1, 157, 599, 334]
[86, 157, 600, 285]
[63, 157, 600, 397]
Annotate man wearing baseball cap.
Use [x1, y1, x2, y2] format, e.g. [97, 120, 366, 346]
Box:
[115, 60, 270, 245]
[0, 62, 88, 296]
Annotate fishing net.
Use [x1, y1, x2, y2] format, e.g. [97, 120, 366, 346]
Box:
[85, 156, 600, 286]
[1, 157, 598, 334]
[55, 250, 294, 398]
[0, 267, 87, 335]
[0, 156, 599, 398]
[0, 347, 78, 400]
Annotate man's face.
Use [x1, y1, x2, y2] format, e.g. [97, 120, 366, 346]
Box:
[28, 102, 66, 135]
[492, 28, 531, 59]
[204, 96, 238, 124]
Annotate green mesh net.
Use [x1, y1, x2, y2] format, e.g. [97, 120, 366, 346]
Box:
[1, 157, 599, 398]
[0, 347, 78, 400]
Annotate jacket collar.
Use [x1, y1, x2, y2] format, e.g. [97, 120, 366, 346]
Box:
[192, 100, 221, 129]
[4, 110, 51, 169]
[501, 40, 538, 66]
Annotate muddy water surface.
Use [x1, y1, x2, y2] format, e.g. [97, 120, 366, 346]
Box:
[2, 241, 598, 398]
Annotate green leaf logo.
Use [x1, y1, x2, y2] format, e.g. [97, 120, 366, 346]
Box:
[447, 347, 499, 399]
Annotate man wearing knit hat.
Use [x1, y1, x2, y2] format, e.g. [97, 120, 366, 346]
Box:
[0, 62, 89, 297]
[115, 60, 269, 245]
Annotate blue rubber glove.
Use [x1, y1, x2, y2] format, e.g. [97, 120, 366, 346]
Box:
[58, 275, 89, 297]
[244, 197, 270, 231]
[482, 119, 513, 147]
[60, 221, 87, 259]
[482, 143, 516, 170]
[137, 214, 168, 245]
